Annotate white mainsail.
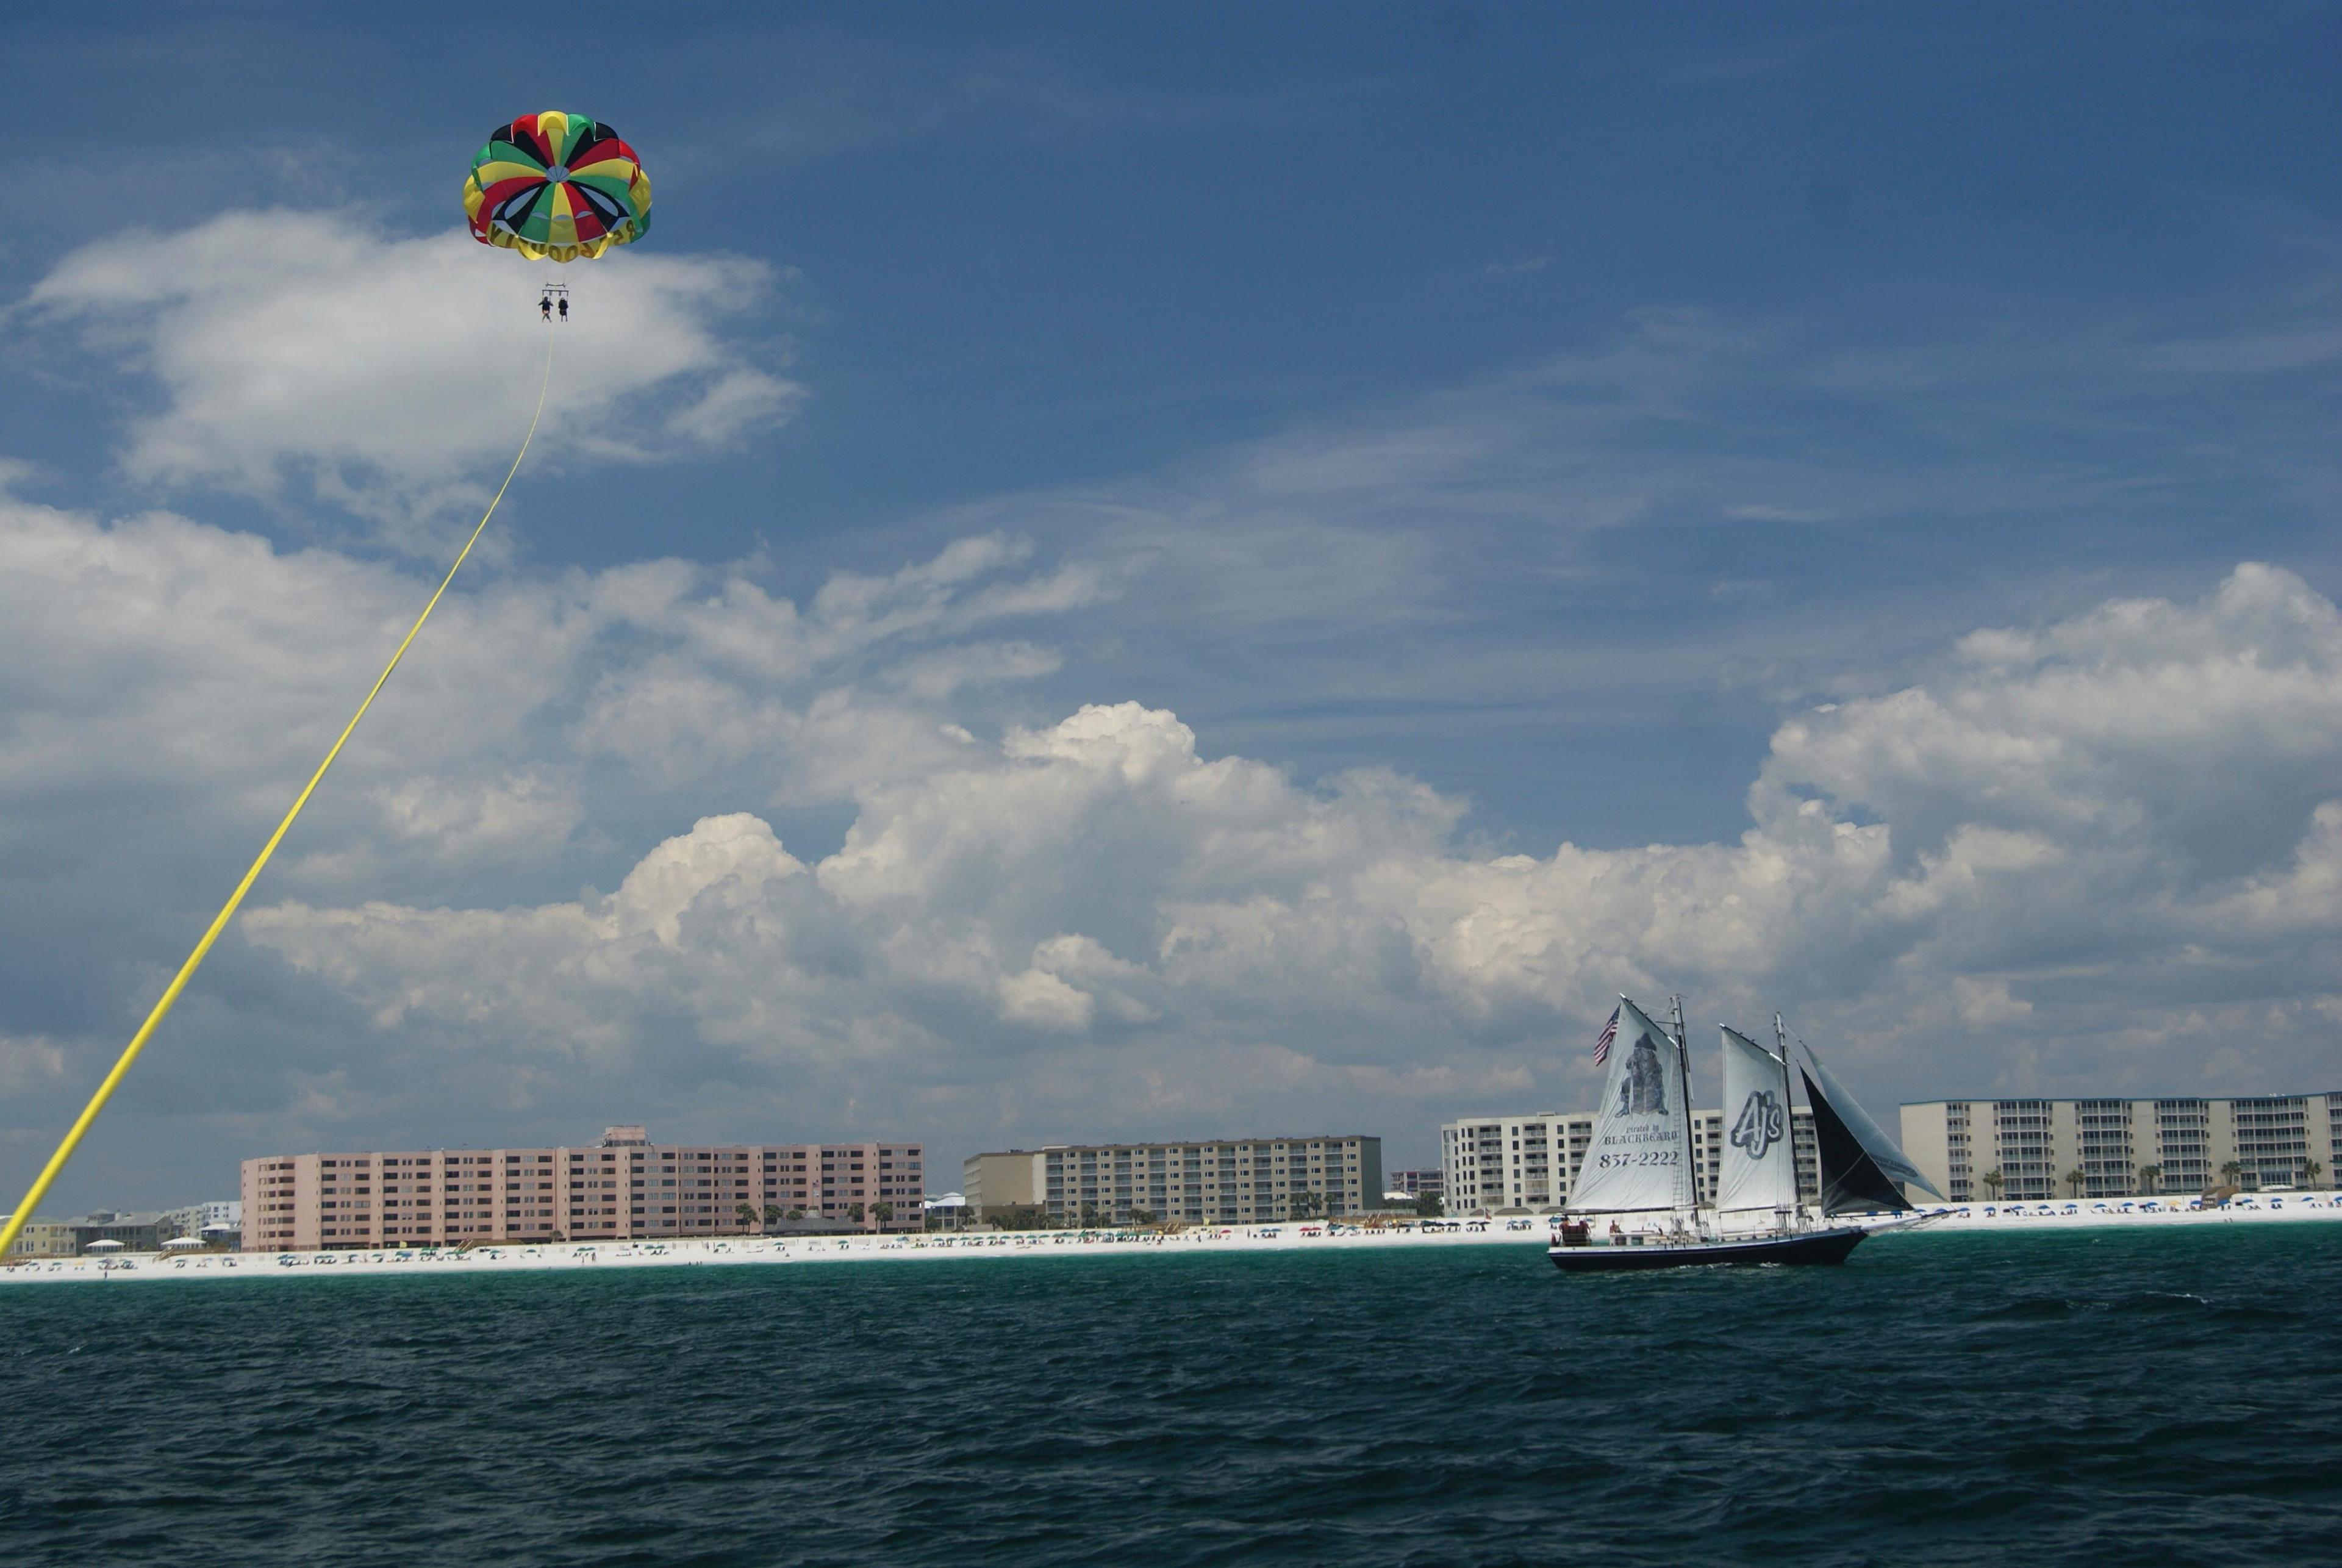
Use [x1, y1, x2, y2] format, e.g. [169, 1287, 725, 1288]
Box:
[1716, 1026, 1799, 1215]
[1568, 996, 1695, 1213]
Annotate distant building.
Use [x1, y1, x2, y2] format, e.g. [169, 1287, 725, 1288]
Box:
[1384, 1169, 1444, 1203]
[157, 1200, 243, 1247]
[1442, 1111, 1819, 1213]
[1900, 1095, 2342, 1201]
[964, 1137, 1382, 1225]
[2, 1216, 77, 1259]
[68, 1211, 170, 1253]
[242, 1125, 924, 1251]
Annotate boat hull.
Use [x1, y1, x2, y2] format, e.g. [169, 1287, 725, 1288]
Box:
[1548, 1225, 1868, 1272]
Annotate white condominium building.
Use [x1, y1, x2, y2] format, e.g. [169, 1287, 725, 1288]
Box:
[1441, 1111, 1821, 1213]
[1900, 1094, 2342, 1202]
[964, 1137, 1381, 1225]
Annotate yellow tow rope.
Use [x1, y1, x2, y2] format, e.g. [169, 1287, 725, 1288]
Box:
[0, 329, 556, 1261]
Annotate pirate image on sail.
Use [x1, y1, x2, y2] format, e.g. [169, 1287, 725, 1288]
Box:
[1617, 1027, 1670, 1116]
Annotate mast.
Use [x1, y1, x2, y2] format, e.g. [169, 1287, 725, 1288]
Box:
[1775, 1013, 1800, 1224]
[1670, 995, 1700, 1222]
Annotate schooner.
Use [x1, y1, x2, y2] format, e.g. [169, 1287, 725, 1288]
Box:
[1549, 995, 1942, 1272]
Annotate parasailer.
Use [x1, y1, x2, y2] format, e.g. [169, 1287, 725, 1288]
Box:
[465, 110, 651, 318]
[0, 113, 642, 1267]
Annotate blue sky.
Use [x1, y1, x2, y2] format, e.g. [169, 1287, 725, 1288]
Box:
[4, 4, 2341, 1206]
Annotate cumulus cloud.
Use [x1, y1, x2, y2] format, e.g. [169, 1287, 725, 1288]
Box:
[371, 771, 586, 859]
[6, 444, 2340, 1187]
[19, 210, 799, 537]
[0, 479, 1109, 1144]
[234, 565, 2342, 1152]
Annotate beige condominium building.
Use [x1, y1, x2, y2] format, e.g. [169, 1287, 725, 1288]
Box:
[242, 1125, 924, 1251]
[1900, 1094, 2342, 1203]
[1, 1217, 79, 1259]
[1441, 1111, 1821, 1214]
[964, 1137, 1381, 1225]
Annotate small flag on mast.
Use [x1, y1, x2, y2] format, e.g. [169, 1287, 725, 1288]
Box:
[1591, 1004, 1620, 1064]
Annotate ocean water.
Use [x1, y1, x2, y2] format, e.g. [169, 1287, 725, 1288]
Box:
[2, 1227, 2337, 1566]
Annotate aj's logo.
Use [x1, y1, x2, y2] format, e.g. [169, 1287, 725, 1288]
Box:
[1730, 1090, 1785, 1160]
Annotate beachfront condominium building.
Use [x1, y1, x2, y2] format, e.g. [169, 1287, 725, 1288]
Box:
[1900, 1094, 2342, 1202]
[242, 1125, 924, 1251]
[963, 1137, 1382, 1225]
[1, 1216, 78, 1259]
[1441, 1111, 1821, 1214]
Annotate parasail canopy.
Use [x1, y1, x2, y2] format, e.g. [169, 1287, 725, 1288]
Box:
[464, 111, 651, 262]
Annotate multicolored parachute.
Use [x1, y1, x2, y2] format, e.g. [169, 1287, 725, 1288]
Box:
[463, 111, 651, 262]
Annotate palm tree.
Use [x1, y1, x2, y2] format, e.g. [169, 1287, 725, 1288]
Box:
[847, 1203, 865, 1225]
[871, 1201, 894, 1228]
[2135, 1164, 2161, 1196]
[2304, 1158, 2326, 1190]
[762, 1204, 782, 1231]
[1981, 1169, 2004, 1199]
[734, 1201, 758, 1233]
[2218, 1160, 2243, 1193]
[2063, 1169, 2085, 1198]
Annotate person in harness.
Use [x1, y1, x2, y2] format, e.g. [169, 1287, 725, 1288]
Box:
[539, 295, 553, 322]
[558, 296, 569, 322]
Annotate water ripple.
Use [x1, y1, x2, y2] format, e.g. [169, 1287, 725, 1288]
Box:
[1, 1229, 2338, 1564]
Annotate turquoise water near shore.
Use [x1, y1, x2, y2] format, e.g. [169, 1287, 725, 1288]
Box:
[3, 1227, 2338, 1566]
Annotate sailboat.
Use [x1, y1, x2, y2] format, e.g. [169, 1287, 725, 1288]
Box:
[1549, 995, 1943, 1272]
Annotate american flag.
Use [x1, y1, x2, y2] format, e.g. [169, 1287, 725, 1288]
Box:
[1591, 1005, 1621, 1065]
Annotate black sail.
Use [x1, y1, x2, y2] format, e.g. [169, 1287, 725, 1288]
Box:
[1800, 1064, 1912, 1215]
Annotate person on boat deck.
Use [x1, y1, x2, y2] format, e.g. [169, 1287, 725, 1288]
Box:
[1608, 1219, 1623, 1239]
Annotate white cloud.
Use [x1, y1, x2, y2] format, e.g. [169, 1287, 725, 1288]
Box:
[664, 368, 803, 446]
[0, 1033, 69, 1095]
[227, 564, 2342, 1150]
[7, 442, 2341, 1190]
[371, 771, 585, 859]
[20, 210, 798, 538]
[997, 967, 1095, 1032]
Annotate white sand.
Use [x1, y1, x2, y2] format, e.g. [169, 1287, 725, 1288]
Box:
[8, 1194, 2335, 1287]
[0, 1215, 1549, 1286]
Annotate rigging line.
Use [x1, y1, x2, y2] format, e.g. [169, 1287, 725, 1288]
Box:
[0, 328, 557, 1261]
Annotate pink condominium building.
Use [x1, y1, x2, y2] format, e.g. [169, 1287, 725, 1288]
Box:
[240, 1125, 925, 1251]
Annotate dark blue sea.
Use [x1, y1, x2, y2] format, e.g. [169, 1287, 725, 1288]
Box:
[4, 1227, 2338, 1566]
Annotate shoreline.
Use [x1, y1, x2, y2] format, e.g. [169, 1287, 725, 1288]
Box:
[6, 1193, 2337, 1287]
[0, 1215, 1551, 1286]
